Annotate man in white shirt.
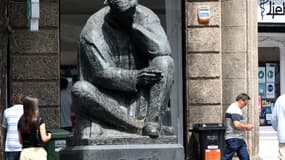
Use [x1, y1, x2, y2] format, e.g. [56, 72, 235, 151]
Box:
[272, 94, 285, 160]
[222, 93, 253, 160]
[2, 93, 24, 160]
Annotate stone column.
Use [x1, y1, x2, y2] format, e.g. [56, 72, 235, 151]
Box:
[8, 0, 60, 128]
[221, 0, 259, 159]
[0, 0, 8, 158]
[186, 1, 222, 159]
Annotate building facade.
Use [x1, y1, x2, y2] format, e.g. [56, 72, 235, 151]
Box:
[186, 0, 259, 159]
[0, 0, 259, 159]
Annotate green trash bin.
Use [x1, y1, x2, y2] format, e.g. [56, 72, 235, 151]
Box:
[45, 129, 71, 160]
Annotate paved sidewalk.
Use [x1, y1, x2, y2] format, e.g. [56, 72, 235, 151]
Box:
[259, 126, 279, 160]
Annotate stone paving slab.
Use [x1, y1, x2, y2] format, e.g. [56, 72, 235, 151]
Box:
[259, 126, 278, 160]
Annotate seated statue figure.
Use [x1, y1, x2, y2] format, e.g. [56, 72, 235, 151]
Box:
[72, 0, 174, 138]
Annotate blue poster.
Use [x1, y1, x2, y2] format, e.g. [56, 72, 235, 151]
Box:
[266, 82, 275, 99]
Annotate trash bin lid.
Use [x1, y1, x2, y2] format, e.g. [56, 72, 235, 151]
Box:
[48, 129, 71, 140]
[192, 123, 225, 131]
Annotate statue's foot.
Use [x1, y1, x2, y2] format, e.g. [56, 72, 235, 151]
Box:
[161, 126, 174, 136]
[142, 123, 160, 138]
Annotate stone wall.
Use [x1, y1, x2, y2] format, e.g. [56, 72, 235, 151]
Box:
[186, 1, 222, 159]
[8, 0, 59, 128]
[186, 0, 222, 130]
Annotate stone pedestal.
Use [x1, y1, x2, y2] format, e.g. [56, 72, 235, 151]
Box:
[61, 136, 184, 160]
[60, 144, 184, 160]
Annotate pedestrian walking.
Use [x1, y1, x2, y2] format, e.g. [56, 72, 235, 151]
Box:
[2, 93, 24, 160]
[272, 94, 285, 160]
[17, 96, 51, 160]
[222, 93, 253, 160]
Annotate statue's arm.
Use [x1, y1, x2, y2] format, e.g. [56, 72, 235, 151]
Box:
[79, 39, 138, 92]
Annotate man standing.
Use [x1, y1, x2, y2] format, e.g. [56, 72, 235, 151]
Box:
[60, 78, 73, 131]
[272, 94, 285, 160]
[222, 93, 253, 160]
[2, 93, 24, 160]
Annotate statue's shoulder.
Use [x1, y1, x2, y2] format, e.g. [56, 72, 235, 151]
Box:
[80, 7, 110, 44]
[85, 7, 110, 26]
[135, 5, 160, 24]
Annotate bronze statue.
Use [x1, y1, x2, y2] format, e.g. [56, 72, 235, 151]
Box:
[72, 0, 174, 139]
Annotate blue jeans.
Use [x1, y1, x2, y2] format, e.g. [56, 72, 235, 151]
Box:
[5, 151, 20, 160]
[222, 138, 250, 160]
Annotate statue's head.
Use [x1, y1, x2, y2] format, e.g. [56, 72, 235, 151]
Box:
[105, 0, 137, 28]
[104, 0, 137, 13]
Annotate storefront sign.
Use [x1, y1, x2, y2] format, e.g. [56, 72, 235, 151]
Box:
[26, 0, 40, 31]
[258, 0, 285, 23]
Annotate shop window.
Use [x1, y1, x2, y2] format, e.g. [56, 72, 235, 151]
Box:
[258, 47, 280, 126]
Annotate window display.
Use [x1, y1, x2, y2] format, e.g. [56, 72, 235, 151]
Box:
[259, 63, 280, 126]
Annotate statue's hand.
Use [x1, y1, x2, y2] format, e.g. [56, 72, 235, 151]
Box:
[136, 67, 163, 87]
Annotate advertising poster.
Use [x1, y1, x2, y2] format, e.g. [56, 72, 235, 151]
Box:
[259, 83, 266, 99]
[266, 82, 275, 99]
[266, 65, 275, 83]
[258, 67, 266, 83]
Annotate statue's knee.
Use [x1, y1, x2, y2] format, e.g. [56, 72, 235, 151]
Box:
[151, 56, 174, 71]
[72, 81, 94, 97]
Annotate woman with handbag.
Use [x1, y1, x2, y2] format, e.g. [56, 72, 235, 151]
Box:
[17, 96, 52, 160]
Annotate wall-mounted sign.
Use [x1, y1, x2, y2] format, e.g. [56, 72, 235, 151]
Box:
[26, 0, 40, 31]
[258, 0, 285, 23]
[198, 6, 210, 24]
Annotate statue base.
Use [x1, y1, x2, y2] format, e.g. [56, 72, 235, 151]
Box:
[60, 143, 184, 160]
[68, 135, 177, 145]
